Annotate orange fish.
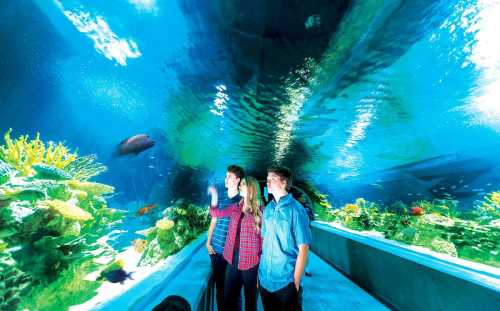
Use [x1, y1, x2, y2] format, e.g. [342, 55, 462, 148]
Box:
[411, 206, 424, 216]
[136, 204, 157, 216]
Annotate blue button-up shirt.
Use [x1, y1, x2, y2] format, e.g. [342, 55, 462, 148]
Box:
[258, 193, 312, 292]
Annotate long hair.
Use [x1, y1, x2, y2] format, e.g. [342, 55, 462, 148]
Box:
[241, 176, 263, 233]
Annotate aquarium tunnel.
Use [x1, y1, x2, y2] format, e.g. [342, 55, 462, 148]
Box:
[1, 0, 499, 310]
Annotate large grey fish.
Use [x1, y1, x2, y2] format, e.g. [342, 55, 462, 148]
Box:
[114, 134, 155, 157]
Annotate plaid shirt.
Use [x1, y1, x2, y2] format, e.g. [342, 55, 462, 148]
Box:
[210, 202, 263, 270]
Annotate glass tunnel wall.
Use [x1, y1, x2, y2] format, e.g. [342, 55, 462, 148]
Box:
[0, 0, 499, 310]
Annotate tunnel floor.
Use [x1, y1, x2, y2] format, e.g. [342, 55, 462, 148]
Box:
[299, 252, 388, 311]
[145, 235, 390, 311]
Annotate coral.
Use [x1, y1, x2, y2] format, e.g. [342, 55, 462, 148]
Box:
[0, 252, 31, 311]
[20, 260, 101, 311]
[395, 227, 418, 244]
[40, 199, 93, 222]
[70, 189, 88, 201]
[343, 203, 360, 215]
[0, 159, 15, 184]
[311, 194, 499, 267]
[474, 191, 500, 223]
[423, 213, 455, 227]
[0, 129, 77, 176]
[139, 200, 210, 267]
[67, 180, 114, 196]
[430, 238, 458, 257]
[0, 132, 122, 310]
[132, 239, 147, 253]
[63, 155, 107, 181]
[32, 164, 72, 180]
[156, 219, 175, 231]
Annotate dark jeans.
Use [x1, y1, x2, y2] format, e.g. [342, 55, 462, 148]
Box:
[210, 253, 227, 311]
[224, 263, 259, 311]
[260, 283, 302, 311]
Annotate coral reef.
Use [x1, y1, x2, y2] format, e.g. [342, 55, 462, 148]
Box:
[138, 199, 210, 266]
[312, 190, 500, 267]
[0, 129, 77, 176]
[0, 131, 122, 310]
[63, 155, 107, 181]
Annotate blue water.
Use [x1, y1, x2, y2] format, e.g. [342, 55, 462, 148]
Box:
[1, 0, 499, 208]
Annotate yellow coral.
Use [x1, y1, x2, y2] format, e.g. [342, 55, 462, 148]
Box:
[0, 129, 77, 176]
[67, 180, 114, 195]
[133, 239, 147, 253]
[70, 189, 88, 201]
[343, 203, 360, 214]
[156, 219, 175, 231]
[488, 191, 500, 205]
[41, 199, 93, 221]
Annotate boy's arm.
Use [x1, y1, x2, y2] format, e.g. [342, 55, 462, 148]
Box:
[206, 217, 217, 255]
[294, 244, 309, 290]
[292, 204, 313, 291]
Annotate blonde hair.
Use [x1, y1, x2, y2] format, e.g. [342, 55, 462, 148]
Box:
[241, 176, 263, 232]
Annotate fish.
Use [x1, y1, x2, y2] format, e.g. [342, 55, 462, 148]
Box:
[114, 134, 155, 157]
[410, 206, 424, 216]
[101, 269, 134, 284]
[136, 203, 157, 216]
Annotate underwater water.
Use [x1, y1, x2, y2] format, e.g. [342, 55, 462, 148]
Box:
[1, 0, 499, 310]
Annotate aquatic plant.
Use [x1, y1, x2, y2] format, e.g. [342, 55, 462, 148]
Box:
[63, 155, 107, 181]
[67, 180, 115, 196]
[0, 159, 15, 184]
[430, 238, 458, 257]
[40, 199, 93, 222]
[474, 191, 500, 224]
[312, 192, 500, 267]
[32, 164, 72, 180]
[138, 200, 210, 266]
[0, 129, 77, 176]
[0, 131, 122, 310]
[20, 260, 102, 311]
[0, 251, 31, 311]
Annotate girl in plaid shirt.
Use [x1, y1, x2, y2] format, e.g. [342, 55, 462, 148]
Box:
[209, 176, 264, 311]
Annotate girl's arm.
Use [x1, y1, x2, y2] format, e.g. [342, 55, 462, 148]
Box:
[210, 204, 236, 217]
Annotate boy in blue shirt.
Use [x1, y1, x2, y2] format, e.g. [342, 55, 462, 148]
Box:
[259, 166, 312, 310]
[206, 165, 245, 311]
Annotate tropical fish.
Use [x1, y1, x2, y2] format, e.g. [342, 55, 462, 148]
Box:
[114, 134, 154, 157]
[411, 206, 424, 216]
[136, 203, 157, 216]
[101, 268, 134, 284]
